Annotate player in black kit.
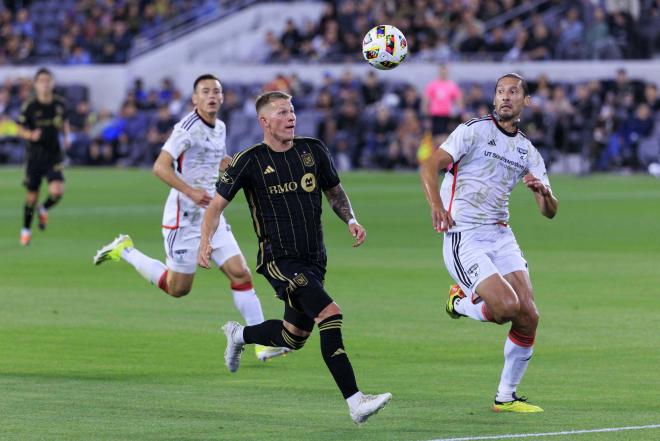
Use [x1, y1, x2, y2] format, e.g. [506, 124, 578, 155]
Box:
[17, 68, 69, 245]
[198, 91, 391, 424]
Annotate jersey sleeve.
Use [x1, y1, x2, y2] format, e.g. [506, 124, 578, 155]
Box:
[440, 123, 473, 163]
[161, 126, 191, 159]
[17, 101, 33, 128]
[216, 150, 252, 201]
[316, 140, 341, 190]
[527, 144, 550, 187]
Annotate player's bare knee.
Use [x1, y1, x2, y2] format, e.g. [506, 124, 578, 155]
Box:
[168, 286, 191, 297]
[230, 268, 252, 285]
[494, 296, 520, 323]
[316, 302, 341, 322]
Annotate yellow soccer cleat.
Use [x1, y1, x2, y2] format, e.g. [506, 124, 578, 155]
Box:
[255, 345, 291, 362]
[492, 393, 543, 413]
[446, 284, 466, 319]
[93, 234, 134, 265]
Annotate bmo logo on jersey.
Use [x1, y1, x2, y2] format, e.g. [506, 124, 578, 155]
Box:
[267, 173, 317, 194]
[268, 181, 298, 194]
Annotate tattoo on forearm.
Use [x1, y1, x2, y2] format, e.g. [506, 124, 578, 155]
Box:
[324, 184, 355, 223]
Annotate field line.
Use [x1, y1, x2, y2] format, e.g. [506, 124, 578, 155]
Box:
[427, 423, 660, 441]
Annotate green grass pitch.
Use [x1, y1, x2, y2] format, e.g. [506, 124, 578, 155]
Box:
[1, 167, 659, 441]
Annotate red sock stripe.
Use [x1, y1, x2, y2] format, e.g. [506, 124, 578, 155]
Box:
[508, 329, 535, 347]
[158, 270, 169, 293]
[231, 281, 253, 291]
[481, 303, 493, 322]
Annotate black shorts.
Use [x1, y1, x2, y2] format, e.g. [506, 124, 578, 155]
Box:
[262, 258, 333, 332]
[430, 116, 450, 136]
[24, 159, 64, 192]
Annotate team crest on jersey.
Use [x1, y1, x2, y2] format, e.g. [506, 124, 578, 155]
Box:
[517, 147, 528, 160]
[301, 152, 315, 167]
[293, 273, 308, 287]
[467, 263, 479, 280]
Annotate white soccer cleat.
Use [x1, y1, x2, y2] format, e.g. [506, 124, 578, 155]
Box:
[93, 234, 133, 265]
[349, 392, 392, 424]
[255, 345, 291, 362]
[222, 321, 245, 373]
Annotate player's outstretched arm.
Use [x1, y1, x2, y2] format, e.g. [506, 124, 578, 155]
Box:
[523, 173, 558, 219]
[419, 147, 454, 232]
[153, 150, 211, 208]
[324, 184, 366, 247]
[198, 194, 230, 268]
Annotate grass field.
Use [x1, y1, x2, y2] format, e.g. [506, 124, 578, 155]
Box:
[1, 167, 659, 441]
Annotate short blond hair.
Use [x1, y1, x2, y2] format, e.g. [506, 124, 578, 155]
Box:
[255, 91, 292, 114]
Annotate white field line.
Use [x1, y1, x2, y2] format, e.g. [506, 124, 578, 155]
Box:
[427, 423, 660, 441]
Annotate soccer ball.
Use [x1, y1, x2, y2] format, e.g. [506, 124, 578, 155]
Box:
[362, 25, 408, 70]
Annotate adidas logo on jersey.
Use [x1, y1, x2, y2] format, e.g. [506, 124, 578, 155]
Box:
[488, 139, 497, 146]
[263, 165, 275, 175]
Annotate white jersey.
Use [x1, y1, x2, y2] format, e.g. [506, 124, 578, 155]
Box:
[161, 110, 227, 229]
[439, 114, 550, 232]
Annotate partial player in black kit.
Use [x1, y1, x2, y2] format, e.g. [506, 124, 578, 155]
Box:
[198, 91, 391, 424]
[17, 68, 69, 245]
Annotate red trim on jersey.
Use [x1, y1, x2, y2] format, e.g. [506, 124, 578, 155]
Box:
[161, 195, 180, 229]
[447, 161, 460, 216]
[508, 329, 535, 347]
[231, 281, 254, 291]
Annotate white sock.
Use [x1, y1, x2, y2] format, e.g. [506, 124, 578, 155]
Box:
[231, 284, 265, 326]
[346, 391, 364, 408]
[496, 336, 534, 402]
[121, 247, 167, 285]
[455, 297, 489, 321]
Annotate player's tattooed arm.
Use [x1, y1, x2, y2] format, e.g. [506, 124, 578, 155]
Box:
[324, 184, 356, 223]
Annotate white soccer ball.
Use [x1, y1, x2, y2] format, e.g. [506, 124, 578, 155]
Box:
[362, 25, 408, 70]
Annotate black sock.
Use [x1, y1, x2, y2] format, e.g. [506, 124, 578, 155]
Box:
[243, 319, 307, 350]
[23, 204, 35, 229]
[318, 314, 359, 399]
[42, 195, 61, 210]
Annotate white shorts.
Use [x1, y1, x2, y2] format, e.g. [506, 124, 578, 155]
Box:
[162, 215, 241, 274]
[442, 224, 528, 301]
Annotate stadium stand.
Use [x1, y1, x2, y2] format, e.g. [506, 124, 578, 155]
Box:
[0, 0, 659, 175]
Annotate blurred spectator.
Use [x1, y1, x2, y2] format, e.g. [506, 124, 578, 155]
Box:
[363, 105, 396, 168]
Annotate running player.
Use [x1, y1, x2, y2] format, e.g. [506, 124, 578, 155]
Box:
[198, 91, 391, 424]
[420, 73, 558, 412]
[17, 68, 69, 245]
[93, 75, 288, 362]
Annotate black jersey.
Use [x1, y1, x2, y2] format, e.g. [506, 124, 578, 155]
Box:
[18, 95, 67, 162]
[216, 137, 341, 271]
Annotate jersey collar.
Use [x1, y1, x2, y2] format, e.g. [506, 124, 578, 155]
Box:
[490, 113, 518, 138]
[195, 109, 216, 128]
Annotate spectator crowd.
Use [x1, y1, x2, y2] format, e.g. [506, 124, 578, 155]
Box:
[1, 67, 659, 175]
[1, 0, 659, 65]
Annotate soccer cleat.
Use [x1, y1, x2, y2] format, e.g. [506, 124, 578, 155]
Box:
[255, 345, 291, 362]
[222, 321, 245, 373]
[492, 393, 543, 413]
[93, 234, 133, 265]
[446, 284, 466, 319]
[349, 392, 392, 424]
[37, 207, 48, 231]
[20, 229, 31, 246]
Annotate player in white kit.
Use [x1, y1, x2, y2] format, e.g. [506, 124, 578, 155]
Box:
[420, 73, 558, 412]
[93, 74, 288, 362]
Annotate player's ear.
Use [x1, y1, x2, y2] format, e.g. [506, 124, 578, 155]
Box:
[523, 95, 531, 106]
